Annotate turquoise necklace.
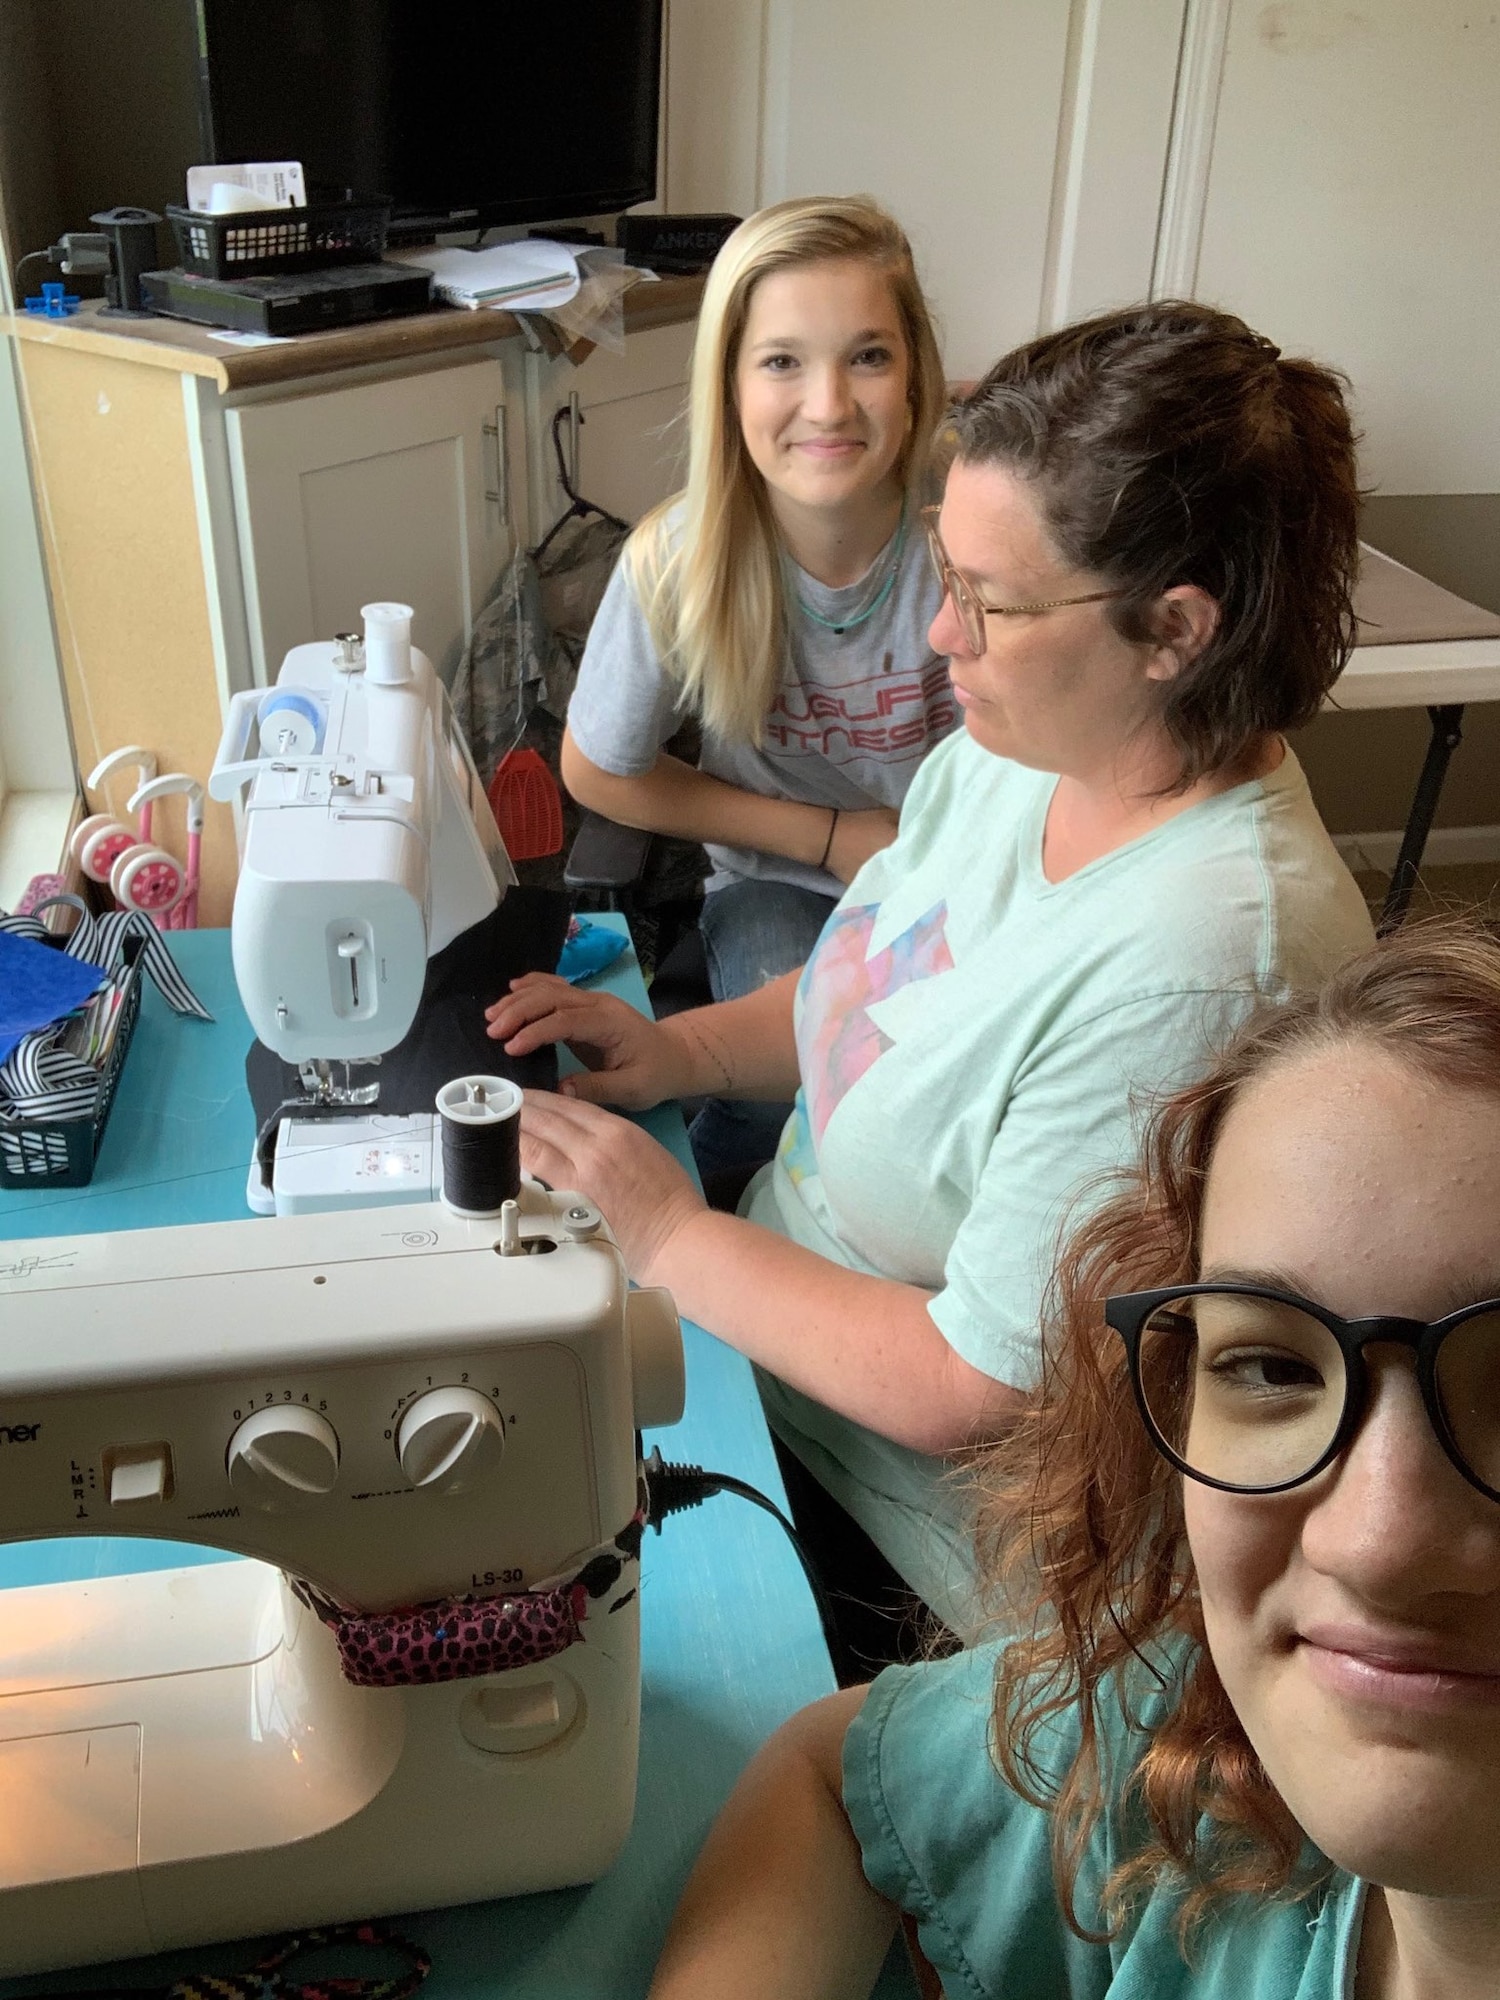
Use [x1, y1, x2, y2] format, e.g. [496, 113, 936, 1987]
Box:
[791, 495, 908, 637]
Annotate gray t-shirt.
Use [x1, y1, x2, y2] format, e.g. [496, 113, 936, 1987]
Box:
[566, 511, 953, 893]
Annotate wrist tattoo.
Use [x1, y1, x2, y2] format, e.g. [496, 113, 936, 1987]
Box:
[681, 1015, 735, 1095]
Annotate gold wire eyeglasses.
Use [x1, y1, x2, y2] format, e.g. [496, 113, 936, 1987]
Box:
[921, 505, 1122, 655]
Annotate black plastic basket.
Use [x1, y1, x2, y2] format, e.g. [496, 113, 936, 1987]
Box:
[0, 943, 143, 1190]
[166, 195, 391, 280]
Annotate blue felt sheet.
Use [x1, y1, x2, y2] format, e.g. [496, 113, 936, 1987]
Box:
[0, 930, 105, 1066]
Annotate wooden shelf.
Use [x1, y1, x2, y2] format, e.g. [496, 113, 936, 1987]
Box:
[2, 272, 704, 393]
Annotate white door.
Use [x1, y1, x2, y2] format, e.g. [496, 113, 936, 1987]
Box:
[1179, 0, 1500, 496]
[226, 357, 525, 686]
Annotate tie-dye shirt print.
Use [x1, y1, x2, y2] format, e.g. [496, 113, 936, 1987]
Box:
[781, 901, 954, 1185]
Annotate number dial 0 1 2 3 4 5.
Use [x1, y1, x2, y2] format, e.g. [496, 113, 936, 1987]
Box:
[225, 1404, 341, 1512]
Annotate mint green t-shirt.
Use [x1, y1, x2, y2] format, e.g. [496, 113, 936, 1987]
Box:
[747, 731, 1374, 1628]
[845, 1643, 1364, 1998]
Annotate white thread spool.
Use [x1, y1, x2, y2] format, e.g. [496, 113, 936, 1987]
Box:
[362, 601, 415, 686]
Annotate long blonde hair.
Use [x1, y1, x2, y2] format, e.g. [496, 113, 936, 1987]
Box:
[626, 195, 945, 745]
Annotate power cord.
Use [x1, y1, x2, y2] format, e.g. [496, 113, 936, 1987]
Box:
[642, 1444, 843, 1667]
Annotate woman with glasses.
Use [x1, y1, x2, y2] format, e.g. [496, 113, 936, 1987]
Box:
[555, 195, 952, 1177]
[649, 920, 1500, 1998]
[489, 301, 1373, 1671]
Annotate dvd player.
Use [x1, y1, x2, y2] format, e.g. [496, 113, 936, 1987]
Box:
[139, 262, 433, 336]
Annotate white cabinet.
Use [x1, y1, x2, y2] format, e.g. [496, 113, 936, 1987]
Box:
[226, 357, 528, 686]
[524, 320, 694, 543]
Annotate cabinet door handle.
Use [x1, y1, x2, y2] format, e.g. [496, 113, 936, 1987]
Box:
[482, 405, 510, 528]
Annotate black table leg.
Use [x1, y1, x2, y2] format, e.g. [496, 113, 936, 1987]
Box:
[1379, 703, 1466, 934]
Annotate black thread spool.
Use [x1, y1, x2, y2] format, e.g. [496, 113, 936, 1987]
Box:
[436, 1075, 522, 1217]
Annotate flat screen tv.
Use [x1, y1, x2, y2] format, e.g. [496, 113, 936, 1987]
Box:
[195, 0, 664, 238]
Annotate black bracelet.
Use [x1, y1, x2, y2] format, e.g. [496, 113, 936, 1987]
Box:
[817, 808, 839, 871]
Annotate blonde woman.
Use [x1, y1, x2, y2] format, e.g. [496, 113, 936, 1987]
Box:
[555, 196, 952, 1176]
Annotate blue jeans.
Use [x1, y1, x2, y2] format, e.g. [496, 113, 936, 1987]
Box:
[688, 878, 837, 1182]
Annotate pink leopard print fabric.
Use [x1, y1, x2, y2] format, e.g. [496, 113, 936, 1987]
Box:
[294, 1499, 646, 1690]
[329, 1581, 592, 1689]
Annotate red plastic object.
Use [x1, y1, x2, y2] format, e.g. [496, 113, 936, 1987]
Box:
[487, 748, 565, 861]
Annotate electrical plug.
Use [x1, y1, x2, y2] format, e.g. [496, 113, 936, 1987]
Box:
[55, 232, 110, 275]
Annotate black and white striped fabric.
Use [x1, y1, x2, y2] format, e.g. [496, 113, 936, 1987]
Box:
[0, 897, 211, 1124]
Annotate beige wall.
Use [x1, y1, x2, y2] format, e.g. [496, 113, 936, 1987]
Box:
[1, 0, 201, 267]
[0, 0, 65, 292]
[1195, 2, 1500, 497]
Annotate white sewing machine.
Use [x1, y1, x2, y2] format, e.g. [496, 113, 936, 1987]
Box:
[209, 601, 514, 1215]
[0, 1185, 684, 1976]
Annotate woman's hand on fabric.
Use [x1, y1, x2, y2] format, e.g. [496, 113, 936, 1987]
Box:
[520, 1091, 706, 1283]
[485, 974, 693, 1109]
[827, 806, 900, 884]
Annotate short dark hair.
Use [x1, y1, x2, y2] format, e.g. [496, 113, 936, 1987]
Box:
[948, 301, 1361, 786]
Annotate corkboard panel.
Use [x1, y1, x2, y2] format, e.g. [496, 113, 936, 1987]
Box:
[14, 343, 238, 924]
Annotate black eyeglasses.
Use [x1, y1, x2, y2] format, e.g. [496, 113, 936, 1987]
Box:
[1105, 1283, 1500, 1501]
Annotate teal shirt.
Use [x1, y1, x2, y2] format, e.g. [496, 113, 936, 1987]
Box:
[746, 732, 1374, 1630]
[844, 1644, 1364, 1998]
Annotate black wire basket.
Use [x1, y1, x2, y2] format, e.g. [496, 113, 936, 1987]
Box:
[0, 942, 143, 1190]
[166, 195, 392, 280]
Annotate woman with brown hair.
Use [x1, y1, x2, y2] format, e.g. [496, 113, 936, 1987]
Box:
[648, 919, 1500, 1997]
[490, 301, 1374, 1668]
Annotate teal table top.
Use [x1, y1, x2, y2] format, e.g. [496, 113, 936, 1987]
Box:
[0, 924, 916, 1998]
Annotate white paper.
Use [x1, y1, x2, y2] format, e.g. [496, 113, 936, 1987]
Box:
[204, 329, 295, 347]
[203, 182, 271, 215]
[387, 239, 581, 312]
[186, 161, 307, 212]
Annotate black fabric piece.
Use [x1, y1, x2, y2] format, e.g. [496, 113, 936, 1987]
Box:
[246, 890, 571, 1130]
[770, 1432, 956, 1688]
[647, 922, 713, 1020]
[701, 1158, 769, 1216]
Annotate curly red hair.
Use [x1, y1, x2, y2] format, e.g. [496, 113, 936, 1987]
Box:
[970, 915, 1500, 1938]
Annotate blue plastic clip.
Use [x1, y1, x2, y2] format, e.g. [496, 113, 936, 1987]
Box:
[23, 282, 81, 318]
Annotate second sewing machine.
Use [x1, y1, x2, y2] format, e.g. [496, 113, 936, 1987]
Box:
[210, 597, 543, 1216]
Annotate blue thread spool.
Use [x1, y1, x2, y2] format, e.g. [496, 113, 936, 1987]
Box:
[256, 690, 326, 756]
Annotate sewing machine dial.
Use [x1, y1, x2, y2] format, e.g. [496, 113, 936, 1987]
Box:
[395, 1385, 505, 1494]
[226, 1405, 341, 1512]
